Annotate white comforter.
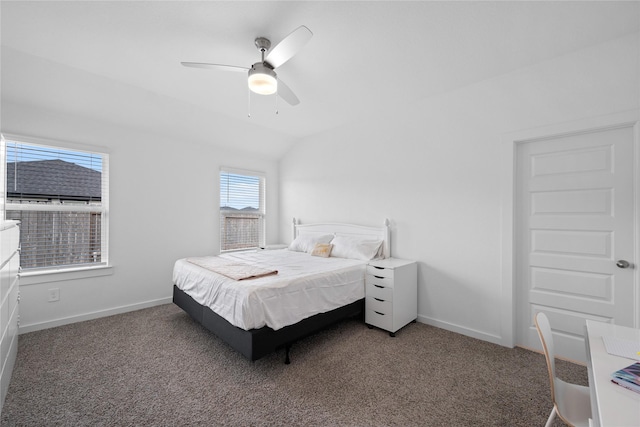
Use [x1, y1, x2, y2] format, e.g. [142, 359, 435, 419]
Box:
[173, 250, 367, 331]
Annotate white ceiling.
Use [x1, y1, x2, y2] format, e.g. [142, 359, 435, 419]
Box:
[1, 1, 639, 159]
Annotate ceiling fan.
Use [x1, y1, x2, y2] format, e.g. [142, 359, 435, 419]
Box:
[181, 26, 313, 106]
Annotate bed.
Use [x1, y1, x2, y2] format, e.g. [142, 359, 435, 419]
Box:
[173, 218, 390, 363]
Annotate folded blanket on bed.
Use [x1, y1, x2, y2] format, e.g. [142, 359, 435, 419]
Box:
[186, 257, 278, 281]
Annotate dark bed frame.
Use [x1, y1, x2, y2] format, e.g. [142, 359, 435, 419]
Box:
[173, 285, 364, 364]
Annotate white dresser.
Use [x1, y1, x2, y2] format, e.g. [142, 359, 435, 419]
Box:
[0, 221, 20, 412]
[365, 257, 417, 336]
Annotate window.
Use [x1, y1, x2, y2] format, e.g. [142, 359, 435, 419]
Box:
[220, 168, 265, 251]
[2, 137, 109, 272]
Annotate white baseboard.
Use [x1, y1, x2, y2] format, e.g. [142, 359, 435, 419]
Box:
[18, 297, 173, 334]
[19, 303, 509, 347]
[417, 314, 506, 346]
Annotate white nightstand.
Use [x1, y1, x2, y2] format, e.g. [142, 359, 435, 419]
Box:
[365, 257, 417, 337]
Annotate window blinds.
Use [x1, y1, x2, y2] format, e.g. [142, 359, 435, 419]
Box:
[5, 140, 109, 270]
[6, 142, 103, 202]
[220, 168, 265, 251]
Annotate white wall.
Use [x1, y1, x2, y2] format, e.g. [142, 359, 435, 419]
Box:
[279, 33, 640, 344]
[2, 102, 280, 332]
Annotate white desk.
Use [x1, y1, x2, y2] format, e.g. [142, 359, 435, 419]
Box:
[585, 320, 640, 427]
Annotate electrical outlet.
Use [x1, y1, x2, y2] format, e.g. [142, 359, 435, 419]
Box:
[48, 288, 60, 302]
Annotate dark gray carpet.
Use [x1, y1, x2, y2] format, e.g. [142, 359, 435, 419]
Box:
[0, 304, 586, 426]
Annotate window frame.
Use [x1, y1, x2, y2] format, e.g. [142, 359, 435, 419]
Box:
[219, 167, 266, 253]
[1, 134, 112, 283]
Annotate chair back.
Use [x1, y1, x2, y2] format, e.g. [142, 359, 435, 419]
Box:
[535, 312, 557, 402]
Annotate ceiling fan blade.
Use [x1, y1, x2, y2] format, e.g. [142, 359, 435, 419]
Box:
[264, 26, 313, 69]
[277, 78, 300, 106]
[181, 62, 248, 72]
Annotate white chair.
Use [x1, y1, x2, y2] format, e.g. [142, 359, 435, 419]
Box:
[534, 312, 592, 427]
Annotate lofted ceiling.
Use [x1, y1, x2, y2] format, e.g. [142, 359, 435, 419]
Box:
[1, 1, 639, 159]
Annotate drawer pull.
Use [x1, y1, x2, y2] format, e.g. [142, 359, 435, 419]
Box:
[373, 266, 384, 270]
[374, 275, 384, 279]
[374, 285, 384, 289]
[374, 311, 385, 316]
[374, 297, 384, 302]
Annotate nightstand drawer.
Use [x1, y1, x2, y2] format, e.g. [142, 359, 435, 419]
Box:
[366, 296, 392, 314]
[365, 307, 393, 331]
[366, 274, 394, 288]
[366, 264, 394, 279]
[366, 282, 393, 301]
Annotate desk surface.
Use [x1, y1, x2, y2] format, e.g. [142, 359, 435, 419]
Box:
[585, 320, 640, 427]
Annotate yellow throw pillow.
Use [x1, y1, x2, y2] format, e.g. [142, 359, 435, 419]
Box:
[311, 243, 333, 258]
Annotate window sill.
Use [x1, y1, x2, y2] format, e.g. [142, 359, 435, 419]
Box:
[19, 265, 114, 286]
[220, 248, 260, 254]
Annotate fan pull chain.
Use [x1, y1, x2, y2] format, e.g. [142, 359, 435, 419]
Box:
[247, 87, 251, 118]
[275, 90, 279, 115]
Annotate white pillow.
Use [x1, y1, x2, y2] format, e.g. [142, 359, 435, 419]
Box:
[330, 235, 383, 260]
[288, 233, 334, 254]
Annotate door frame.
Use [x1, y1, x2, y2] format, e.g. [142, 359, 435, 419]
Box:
[500, 109, 640, 348]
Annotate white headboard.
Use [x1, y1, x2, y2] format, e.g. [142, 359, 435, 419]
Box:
[292, 218, 391, 259]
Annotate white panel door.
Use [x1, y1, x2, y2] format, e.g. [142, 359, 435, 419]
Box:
[516, 124, 635, 362]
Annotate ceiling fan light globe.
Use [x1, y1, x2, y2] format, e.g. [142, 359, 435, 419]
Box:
[248, 73, 277, 95]
[248, 63, 278, 95]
